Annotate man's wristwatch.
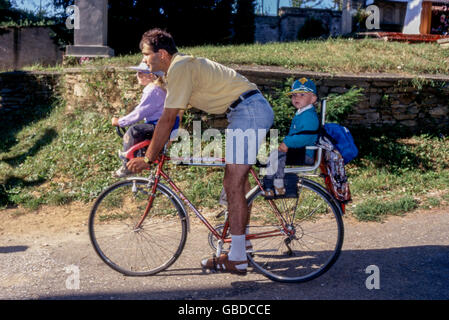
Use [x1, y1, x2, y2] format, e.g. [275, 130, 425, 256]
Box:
[143, 156, 150, 164]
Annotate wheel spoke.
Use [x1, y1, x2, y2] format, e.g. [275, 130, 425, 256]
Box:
[246, 179, 343, 283]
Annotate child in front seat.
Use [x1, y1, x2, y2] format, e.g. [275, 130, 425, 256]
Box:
[111, 62, 174, 178]
[264, 78, 320, 196]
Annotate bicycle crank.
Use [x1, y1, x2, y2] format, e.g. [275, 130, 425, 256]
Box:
[207, 224, 230, 253]
[283, 237, 294, 256]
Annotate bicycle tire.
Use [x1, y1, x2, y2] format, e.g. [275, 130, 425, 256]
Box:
[89, 178, 188, 276]
[245, 177, 344, 283]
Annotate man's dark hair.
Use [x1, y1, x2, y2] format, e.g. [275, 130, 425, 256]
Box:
[140, 28, 178, 55]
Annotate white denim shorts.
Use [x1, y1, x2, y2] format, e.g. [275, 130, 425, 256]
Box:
[225, 93, 274, 165]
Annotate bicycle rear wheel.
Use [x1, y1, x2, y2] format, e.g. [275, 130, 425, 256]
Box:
[246, 178, 344, 283]
[89, 178, 187, 276]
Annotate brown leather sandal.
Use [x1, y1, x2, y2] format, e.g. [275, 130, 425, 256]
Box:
[201, 253, 247, 275]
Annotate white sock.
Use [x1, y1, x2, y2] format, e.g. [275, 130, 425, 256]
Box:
[274, 179, 284, 189]
[228, 234, 248, 269]
[245, 226, 252, 247]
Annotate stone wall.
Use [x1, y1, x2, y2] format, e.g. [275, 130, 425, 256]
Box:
[370, 0, 407, 32]
[239, 66, 449, 130]
[1, 67, 448, 131]
[254, 16, 280, 43]
[0, 71, 59, 113]
[279, 7, 342, 41]
[0, 27, 64, 71]
[255, 7, 342, 43]
[61, 68, 141, 114]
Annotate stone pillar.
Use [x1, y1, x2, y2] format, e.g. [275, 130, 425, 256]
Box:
[65, 0, 114, 57]
[341, 0, 352, 34]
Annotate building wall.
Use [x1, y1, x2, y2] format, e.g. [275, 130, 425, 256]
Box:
[255, 1, 409, 39]
[255, 7, 342, 43]
[0, 27, 64, 71]
[371, 0, 408, 31]
[254, 16, 280, 43]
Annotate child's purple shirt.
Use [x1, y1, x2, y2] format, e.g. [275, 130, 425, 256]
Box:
[118, 84, 166, 127]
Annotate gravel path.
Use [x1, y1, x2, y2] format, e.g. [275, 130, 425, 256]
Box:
[0, 202, 448, 300]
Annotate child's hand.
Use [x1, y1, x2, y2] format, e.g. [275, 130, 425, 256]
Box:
[111, 117, 119, 127]
[279, 142, 288, 153]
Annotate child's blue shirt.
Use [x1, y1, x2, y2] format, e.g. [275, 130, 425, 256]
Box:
[283, 104, 319, 158]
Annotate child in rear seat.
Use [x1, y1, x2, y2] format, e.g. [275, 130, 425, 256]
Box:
[264, 78, 320, 196]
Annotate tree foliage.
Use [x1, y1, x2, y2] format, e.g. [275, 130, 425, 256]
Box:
[234, 0, 256, 44]
[0, 0, 35, 25]
[0, 0, 60, 27]
[52, 0, 255, 54]
[291, 0, 325, 9]
[290, 0, 342, 9]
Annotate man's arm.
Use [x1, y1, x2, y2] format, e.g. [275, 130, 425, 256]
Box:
[146, 107, 180, 161]
[126, 107, 180, 173]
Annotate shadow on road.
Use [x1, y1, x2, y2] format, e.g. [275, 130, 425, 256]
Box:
[0, 245, 28, 254]
[39, 245, 449, 300]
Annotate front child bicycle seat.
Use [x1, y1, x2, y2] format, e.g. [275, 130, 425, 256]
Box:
[123, 116, 181, 160]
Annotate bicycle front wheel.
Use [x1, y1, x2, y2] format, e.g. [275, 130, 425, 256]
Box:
[246, 178, 344, 283]
[89, 178, 187, 276]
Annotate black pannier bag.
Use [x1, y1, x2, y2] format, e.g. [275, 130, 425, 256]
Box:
[263, 173, 299, 200]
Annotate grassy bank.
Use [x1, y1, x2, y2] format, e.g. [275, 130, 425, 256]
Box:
[1, 94, 449, 222]
[18, 38, 449, 76]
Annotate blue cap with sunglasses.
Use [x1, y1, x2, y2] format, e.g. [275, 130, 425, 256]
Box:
[287, 78, 317, 96]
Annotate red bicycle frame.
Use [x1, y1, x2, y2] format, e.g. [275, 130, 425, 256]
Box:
[132, 151, 293, 244]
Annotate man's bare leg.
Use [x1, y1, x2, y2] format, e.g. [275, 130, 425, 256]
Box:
[224, 163, 251, 236]
[222, 163, 251, 270]
[200, 163, 250, 273]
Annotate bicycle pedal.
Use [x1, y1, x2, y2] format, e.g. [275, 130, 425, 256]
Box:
[283, 250, 295, 257]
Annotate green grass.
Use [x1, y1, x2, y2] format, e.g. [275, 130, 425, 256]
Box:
[1, 95, 449, 221]
[0, 99, 119, 209]
[3, 39, 448, 221]
[16, 39, 449, 76]
[352, 196, 418, 222]
[0, 98, 225, 210]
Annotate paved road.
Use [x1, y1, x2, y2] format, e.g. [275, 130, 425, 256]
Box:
[0, 206, 448, 301]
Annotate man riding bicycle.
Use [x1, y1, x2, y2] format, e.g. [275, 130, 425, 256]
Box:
[127, 28, 274, 275]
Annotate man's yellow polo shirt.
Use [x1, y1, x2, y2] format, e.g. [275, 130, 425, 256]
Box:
[164, 53, 257, 115]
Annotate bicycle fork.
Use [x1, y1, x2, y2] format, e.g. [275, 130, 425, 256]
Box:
[131, 177, 158, 230]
